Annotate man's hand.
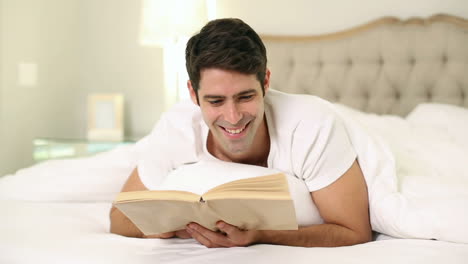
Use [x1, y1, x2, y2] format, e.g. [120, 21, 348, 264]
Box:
[185, 221, 260, 248]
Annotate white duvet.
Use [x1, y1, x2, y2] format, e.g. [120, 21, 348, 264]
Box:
[0, 200, 468, 264]
[1, 103, 468, 263]
[334, 103, 468, 243]
[1, 200, 467, 264]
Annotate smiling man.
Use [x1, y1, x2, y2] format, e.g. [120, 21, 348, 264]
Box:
[110, 18, 372, 247]
[193, 69, 270, 166]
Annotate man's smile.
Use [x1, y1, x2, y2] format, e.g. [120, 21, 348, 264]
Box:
[218, 121, 251, 138]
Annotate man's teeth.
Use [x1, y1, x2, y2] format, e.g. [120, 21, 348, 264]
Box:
[225, 127, 245, 134]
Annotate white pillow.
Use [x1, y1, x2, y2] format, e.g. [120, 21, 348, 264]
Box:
[0, 144, 136, 202]
[407, 103, 468, 124]
[157, 160, 323, 227]
[406, 103, 468, 148]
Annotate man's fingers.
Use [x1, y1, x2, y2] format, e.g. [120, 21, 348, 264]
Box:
[216, 221, 241, 236]
[217, 221, 257, 246]
[186, 223, 233, 248]
[186, 225, 222, 248]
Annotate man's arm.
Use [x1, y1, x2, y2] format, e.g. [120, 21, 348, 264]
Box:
[109, 168, 183, 238]
[256, 160, 372, 247]
[185, 159, 372, 247]
[110, 168, 151, 238]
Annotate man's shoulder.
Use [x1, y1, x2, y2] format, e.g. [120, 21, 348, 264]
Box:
[265, 89, 338, 122]
[163, 100, 200, 117]
[148, 100, 203, 137]
[159, 100, 202, 124]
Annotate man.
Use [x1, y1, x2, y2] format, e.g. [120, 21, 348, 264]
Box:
[110, 18, 372, 247]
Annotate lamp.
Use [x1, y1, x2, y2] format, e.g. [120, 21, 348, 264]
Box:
[141, 0, 217, 110]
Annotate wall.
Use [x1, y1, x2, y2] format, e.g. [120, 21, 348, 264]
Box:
[0, 0, 83, 176]
[216, 0, 468, 35]
[79, 0, 164, 138]
[0, 0, 165, 176]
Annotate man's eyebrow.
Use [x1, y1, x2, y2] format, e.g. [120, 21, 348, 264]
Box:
[203, 95, 225, 100]
[203, 89, 258, 100]
[235, 89, 257, 97]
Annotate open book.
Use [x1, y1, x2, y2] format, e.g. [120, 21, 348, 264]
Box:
[113, 173, 298, 235]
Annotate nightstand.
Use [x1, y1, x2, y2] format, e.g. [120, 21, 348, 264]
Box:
[33, 138, 135, 162]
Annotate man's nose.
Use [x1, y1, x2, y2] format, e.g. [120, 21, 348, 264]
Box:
[224, 102, 243, 125]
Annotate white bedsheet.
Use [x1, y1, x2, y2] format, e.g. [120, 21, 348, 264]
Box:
[1, 200, 467, 264]
[1, 103, 468, 263]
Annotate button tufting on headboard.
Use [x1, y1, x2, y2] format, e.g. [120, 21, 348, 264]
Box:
[442, 54, 448, 64]
[263, 14, 468, 116]
[394, 89, 401, 100]
[426, 90, 433, 101]
[334, 93, 341, 102]
[378, 57, 384, 65]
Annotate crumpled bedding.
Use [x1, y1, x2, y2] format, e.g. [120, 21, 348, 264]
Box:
[1, 200, 467, 264]
[0, 103, 467, 263]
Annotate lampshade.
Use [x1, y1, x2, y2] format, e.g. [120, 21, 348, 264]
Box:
[140, 0, 209, 46]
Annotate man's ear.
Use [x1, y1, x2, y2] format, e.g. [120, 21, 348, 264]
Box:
[187, 80, 199, 105]
[263, 68, 271, 95]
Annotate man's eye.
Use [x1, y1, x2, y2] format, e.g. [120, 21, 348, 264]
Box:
[239, 95, 254, 101]
[208, 100, 223, 105]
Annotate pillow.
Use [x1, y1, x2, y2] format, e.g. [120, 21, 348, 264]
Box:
[406, 103, 468, 124]
[156, 160, 323, 227]
[406, 103, 468, 148]
[0, 144, 137, 202]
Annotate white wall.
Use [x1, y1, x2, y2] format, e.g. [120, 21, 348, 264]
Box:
[0, 0, 467, 176]
[0, 0, 83, 175]
[216, 0, 468, 35]
[0, 0, 165, 176]
[79, 0, 164, 138]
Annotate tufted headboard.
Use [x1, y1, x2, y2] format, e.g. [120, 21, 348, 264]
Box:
[262, 14, 468, 116]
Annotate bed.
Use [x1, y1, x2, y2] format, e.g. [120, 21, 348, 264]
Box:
[1, 14, 468, 263]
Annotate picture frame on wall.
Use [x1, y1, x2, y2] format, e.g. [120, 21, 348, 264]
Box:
[87, 93, 124, 141]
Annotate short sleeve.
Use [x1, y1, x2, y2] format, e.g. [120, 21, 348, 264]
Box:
[135, 103, 200, 189]
[292, 113, 356, 192]
[135, 113, 174, 189]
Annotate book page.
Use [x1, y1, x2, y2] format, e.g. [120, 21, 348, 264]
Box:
[115, 190, 200, 203]
[203, 198, 298, 231]
[199, 173, 298, 231]
[154, 160, 287, 195]
[114, 200, 203, 235]
[203, 173, 291, 200]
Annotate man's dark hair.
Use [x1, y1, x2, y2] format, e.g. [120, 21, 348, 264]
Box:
[185, 18, 267, 102]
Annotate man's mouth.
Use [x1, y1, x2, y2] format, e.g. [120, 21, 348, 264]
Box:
[225, 126, 245, 134]
[220, 121, 250, 136]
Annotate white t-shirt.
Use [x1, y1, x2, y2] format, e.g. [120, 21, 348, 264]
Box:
[137, 89, 357, 192]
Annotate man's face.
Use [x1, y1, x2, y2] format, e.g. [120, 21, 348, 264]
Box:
[188, 68, 270, 157]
